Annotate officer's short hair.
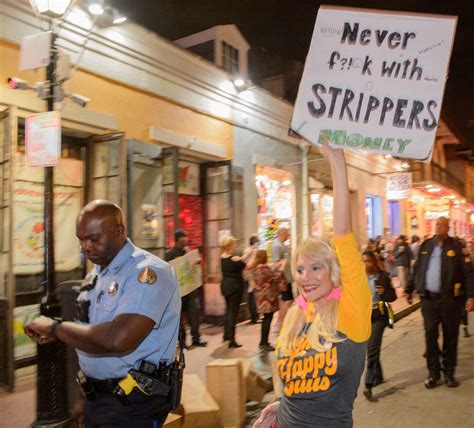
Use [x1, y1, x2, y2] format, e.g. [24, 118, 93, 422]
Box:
[174, 229, 188, 241]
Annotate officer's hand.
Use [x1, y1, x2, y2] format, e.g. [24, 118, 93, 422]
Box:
[466, 298, 474, 312]
[24, 316, 55, 343]
[71, 394, 85, 428]
[404, 292, 413, 305]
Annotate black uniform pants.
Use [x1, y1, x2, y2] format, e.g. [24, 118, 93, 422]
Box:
[180, 290, 201, 345]
[84, 390, 170, 427]
[421, 294, 462, 377]
[365, 315, 386, 388]
[224, 288, 243, 342]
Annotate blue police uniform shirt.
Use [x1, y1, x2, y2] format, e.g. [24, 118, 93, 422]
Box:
[425, 244, 442, 293]
[76, 238, 181, 380]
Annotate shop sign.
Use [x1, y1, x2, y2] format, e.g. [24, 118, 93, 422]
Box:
[291, 6, 456, 160]
[25, 111, 61, 166]
[424, 199, 450, 220]
[168, 249, 202, 297]
[386, 172, 412, 200]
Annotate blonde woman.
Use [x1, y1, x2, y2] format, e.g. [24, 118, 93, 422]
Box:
[220, 236, 254, 348]
[254, 140, 372, 427]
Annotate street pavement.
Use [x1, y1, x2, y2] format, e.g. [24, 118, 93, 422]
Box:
[1, 299, 472, 427]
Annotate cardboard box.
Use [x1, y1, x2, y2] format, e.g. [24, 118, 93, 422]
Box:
[164, 413, 183, 428]
[206, 359, 246, 428]
[178, 374, 219, 428]
[240, 358, 273, 403]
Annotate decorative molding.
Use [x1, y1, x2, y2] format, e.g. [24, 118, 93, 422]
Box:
[149, 126, 228, 159]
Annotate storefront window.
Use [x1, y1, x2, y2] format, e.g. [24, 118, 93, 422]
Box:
[310, 193, 333, 237]
[255, 166, 294, 249]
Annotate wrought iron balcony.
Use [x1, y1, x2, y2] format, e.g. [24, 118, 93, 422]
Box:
[411, 161, 465, 196]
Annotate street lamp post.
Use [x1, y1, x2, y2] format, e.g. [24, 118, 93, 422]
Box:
[29, 1, 73, 426]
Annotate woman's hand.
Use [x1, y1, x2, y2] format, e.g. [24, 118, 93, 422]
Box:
[319, 136, 345, 164]
[252, 401, 280, 428]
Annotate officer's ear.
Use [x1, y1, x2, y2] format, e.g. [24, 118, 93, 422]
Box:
[116, 224, 125, 238]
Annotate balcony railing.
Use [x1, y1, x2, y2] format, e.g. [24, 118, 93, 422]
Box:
[411, 162, 464, 196]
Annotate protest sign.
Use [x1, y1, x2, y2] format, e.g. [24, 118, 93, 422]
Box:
[169, 249, 203, 297]
[291, 6, 457, 160]
[386, 172, 412, 200]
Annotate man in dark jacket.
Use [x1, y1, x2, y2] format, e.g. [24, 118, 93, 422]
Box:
[393, 235, 413, 290]
[405, 217, 474, 388]
[165, 230, 207, 349]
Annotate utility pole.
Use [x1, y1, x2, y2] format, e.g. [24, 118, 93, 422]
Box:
[34, 27, 71, 428]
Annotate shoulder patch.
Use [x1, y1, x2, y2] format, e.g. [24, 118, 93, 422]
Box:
[138, 267, 157, 284]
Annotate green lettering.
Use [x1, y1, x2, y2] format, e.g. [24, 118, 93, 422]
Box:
[332, 130, 347, 146]
[363, 137, 383, 149]
[318, 129, 333, 144]
[397, 139, 411, 153]
[383, 138, 394, 151]
[346, 133, 363, 147]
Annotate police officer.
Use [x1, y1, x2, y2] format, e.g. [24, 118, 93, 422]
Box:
[25, 200, 181, 427]
[405, 216, 474, 389]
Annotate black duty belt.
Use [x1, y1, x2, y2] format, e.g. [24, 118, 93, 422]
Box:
[425, 291, 449, 300]
[87, 377, 121, 394]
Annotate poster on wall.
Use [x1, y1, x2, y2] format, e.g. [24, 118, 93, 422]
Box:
[25, 111, 61, 167]
[291, 6, 457, 160]
[141, 204, 159, 238]
[168, 249, 202, 297]
[386, 172, 412, 200]
[13, 182, 82, 274]
[12, 154, 83, 274]
[163, 160, 200, 195]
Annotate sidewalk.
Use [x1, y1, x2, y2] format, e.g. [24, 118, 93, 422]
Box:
[0, 290, 422, 427]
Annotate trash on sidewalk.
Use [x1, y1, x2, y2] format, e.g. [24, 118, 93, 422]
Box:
[176, 374, 219, 428]
[206, 359, 246, 428]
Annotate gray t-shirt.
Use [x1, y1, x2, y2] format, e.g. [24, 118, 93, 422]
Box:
[271, 239, 292, 283]
[276, 332, 367, 428]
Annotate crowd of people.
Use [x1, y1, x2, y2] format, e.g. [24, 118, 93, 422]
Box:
[22, 139, 473, 427]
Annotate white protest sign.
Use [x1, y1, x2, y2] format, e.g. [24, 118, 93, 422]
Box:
[168, 249, 203, 297]
[25, 111, 61, 166]
[386, 172, 412, 200]
[291, 6, 457, 160]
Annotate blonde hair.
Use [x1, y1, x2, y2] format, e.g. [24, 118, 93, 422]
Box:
[220, 236, 238, 253]
[278, 237, 344, 355]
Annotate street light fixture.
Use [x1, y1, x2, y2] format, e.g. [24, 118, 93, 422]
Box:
[29, 0, 73, 18]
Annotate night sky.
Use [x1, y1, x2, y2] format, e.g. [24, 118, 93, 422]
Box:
[112, 0, 473, 149]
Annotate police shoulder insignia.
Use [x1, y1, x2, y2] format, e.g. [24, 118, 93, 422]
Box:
[447, 250, 456, 257]
[138, 267, 157, 284]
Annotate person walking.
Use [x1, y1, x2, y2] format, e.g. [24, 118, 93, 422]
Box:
[252, 250, 286, 352]
[405, 216, 474, 388]
[393, 235, 413, 290]
[165, 229, 207, 349]
[362, 250, 397, 400]
[220, 236, 254, 348]
[243, 234, 260, 324]
[271, 227, 293, 333]
[24, 200, 181, 427]
[254, 138, 372, 428]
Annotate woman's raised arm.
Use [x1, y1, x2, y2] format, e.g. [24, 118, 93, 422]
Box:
[319, 138, 351, 237]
